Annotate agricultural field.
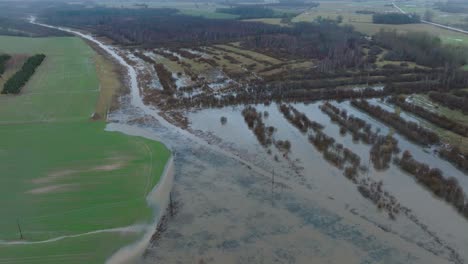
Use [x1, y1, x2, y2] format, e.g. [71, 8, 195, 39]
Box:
[0, 36, 170, 263]
[290, 1, 468, 43]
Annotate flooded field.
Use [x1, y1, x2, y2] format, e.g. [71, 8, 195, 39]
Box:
[93, 41, 465, 263]
[108, 44, 468, 263]
[34, 19, 468, 264]
[111, 96, 468, 264]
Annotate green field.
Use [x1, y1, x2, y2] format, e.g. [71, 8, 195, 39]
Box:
[0, 36, 170, 263]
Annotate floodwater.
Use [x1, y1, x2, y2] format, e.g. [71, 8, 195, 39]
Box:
[32, 18, 468, 264]
[183, 102, 468, 264]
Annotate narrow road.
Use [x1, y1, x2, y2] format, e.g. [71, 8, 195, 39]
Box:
[392, 2, 468, 35]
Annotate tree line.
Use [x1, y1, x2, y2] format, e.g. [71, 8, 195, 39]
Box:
[41, 7, 284, 47]
[2, 54, 45, 94]
[397, 151, 468, 219]
[428, 91, 468, 114]
[277, 103, 403, 219]
[216, 6, 278, 19]
[350, 100, 440, 146]
[372, 13, 420, 24]
[0, 54, 11, 77]
[388, 96, 468, 137]
[320, 102, 400, 170]
[242, 106, 275, 147]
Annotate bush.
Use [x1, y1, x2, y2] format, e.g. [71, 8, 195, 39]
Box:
[220, 116, 227, 125]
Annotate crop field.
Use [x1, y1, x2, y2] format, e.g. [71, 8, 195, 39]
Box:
[0, 36, 170, 263]
[288, 1, 468, 48]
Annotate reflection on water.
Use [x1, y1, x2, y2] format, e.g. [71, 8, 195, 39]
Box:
[176, 102, 468, 264]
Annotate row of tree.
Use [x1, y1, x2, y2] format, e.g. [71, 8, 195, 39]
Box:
[0, 54, 11, 77]
[173, 80, 440, 110]
[388, 96, 468, 137]
[428, 91, 468, 114]
[397, 151, 468, 218]
[134, 52, 176, 94]
[279, 104, 324, 133]
[439, 146, 468, 173]
[216, 6, 278, 19]
[242, 106, 275, 147]
[372, 13, 420, 24]
[320, 102, 400, 170]
[278, 103, 401, 218]
[2, 54, 45, 94]
[320, 102, 376, 144]
[350, 100, 440, 146]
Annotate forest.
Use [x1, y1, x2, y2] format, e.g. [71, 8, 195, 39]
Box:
[0, 17, 69, 37]
[372, 13, 420, 24]
[242, 19, 365, 64]
[41, 7, 283, 46]
[2, 54, 45, 94]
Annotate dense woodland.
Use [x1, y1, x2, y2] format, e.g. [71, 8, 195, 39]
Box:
[372, 13, 420, 24]
[41, 7, 283, 46]
[243, 19, 365, 65]
[41, 6, 365, 67]
[2, 54, 45, 94]
[0, 17, 69, 37]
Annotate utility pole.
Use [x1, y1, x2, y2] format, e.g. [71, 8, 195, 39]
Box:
[169, 192, 174, 217]
[17, 219, 23, 240]
[271, 170, 275, 206]
[272, 169, 275, 186]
